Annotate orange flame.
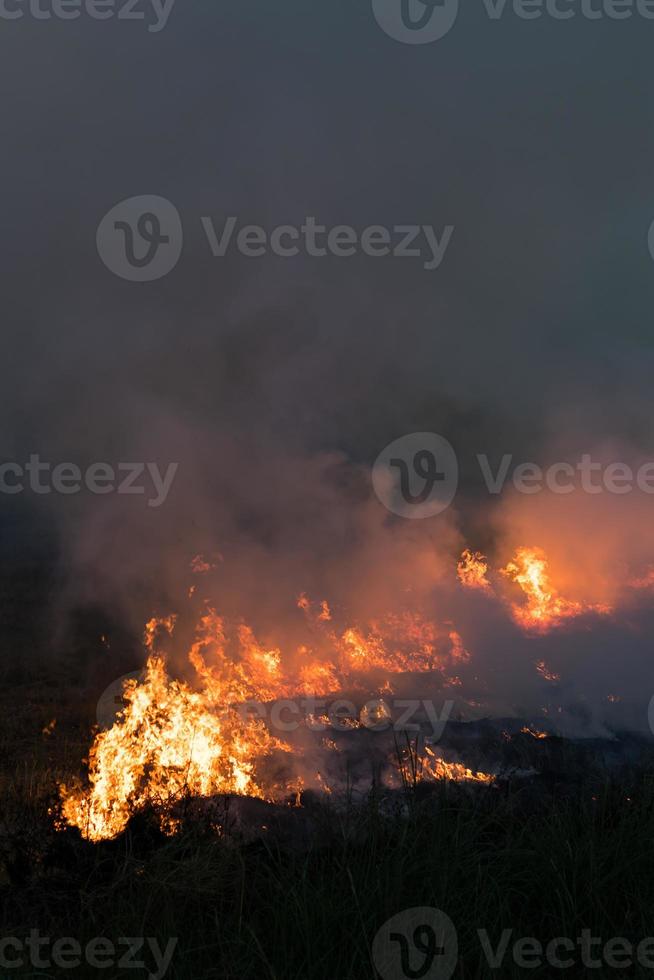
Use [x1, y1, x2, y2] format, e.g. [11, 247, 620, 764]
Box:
[457, 549, 492, 593]
[500, 547, 608, 632]
[59, 543, 626, 841]
[520, 726, 549, 739]
[60, 602, 464, 840]
[422, 746, 494, 784]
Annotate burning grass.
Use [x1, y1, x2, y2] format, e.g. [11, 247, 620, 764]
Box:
[3, 646, 654, 978]
[4, 551, 654, 976]
[57, 545, 645, 843]
[4, 738, 654, 979]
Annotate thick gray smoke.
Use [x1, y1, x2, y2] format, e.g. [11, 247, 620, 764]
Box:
[2, 1, 654, 733]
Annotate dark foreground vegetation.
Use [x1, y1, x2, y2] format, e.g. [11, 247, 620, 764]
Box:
[2, 566, 654, 978]
[3, 750, 654, 978]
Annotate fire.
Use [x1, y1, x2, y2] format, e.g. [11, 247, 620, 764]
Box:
[500, 547, 605, 632]
[458, 545, 609, 632]
[448, 629, 470, 663]
[457, 549, 492, 593]
[535, 660, 561, 683]
[520, 726, 549, 739]
[629, 568, 654, 591]
[422, 746, 494, 784]
[61, 653, 287, 842]
[59, 543, 630, 842]
[300, 595, 453, 676]
[60, 603, 466, 841]
[389, 741, 495, 790]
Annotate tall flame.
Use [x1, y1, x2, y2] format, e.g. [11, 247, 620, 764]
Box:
[501, 546, 612, 632]
[457, 549, 492, 593]
[59, 544, 623, 841]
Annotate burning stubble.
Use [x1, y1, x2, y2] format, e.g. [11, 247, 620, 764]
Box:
[57, 533, 654, 842]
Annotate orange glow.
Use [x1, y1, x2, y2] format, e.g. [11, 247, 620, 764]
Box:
[59, 543, 632, 842]
[520, 726, 549, 739]
[457, 549, 492, 593]
[422, 746, 494, 784]
[60, 602, 463, 841]
[535, 660, 561, 683]
[60, 650, 289, 842]
[500, 547, 607, 632]
[629, 568, 654, 591]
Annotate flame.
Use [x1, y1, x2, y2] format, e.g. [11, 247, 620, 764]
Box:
[535, 660, 561, 683]
[500, 547, 607, 632]
[60, 602, 464, 841]
[520, 726, 549, 739]
[422, 746, 494, 784]
[448, 629, 470, 663]
[59, 543, 632, 842]
[318, 600, 332, 622]
[457, 549, 492, 593]
[629, 568, 654, 591]
[60, 651, 289, 842]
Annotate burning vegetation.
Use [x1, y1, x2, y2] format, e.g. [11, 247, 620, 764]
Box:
[59, 543, 641, 842]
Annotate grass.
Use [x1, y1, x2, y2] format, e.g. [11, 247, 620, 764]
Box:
[1, 580, 654, 979]
[3, 743, 654, 978]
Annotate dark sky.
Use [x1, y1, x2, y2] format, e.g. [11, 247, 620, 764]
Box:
[1, 0, 654, 622]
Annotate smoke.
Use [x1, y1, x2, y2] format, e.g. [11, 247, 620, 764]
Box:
[3, 1, 654, 736]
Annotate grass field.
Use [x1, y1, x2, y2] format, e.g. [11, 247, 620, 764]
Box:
[2, 566, 654, 978]
[3, 706, 654, 979]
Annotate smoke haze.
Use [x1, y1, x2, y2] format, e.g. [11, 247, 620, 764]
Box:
[2, 0, 654, 734]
